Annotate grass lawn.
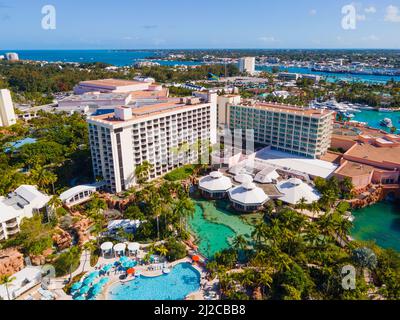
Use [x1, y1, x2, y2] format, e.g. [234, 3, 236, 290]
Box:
[164, 165, 195, 181]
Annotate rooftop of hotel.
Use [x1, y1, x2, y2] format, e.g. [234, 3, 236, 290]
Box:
[235, 101, 334, 118]
[78, 79, 151, 88]
[332, 123, 393, 141]
[336, 161, 375, 177]
[346, 143, 400, 165]
[88, 97, 206, 124]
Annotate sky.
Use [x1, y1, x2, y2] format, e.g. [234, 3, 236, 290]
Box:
[0, 0, 400, 49]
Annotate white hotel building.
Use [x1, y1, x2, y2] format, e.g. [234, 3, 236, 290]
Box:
[87, 93, 217, 193]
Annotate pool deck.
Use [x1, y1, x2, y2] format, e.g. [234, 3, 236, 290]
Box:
[96, 257, 217, 301]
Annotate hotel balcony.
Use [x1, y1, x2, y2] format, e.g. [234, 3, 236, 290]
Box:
[6, 227, 20, 236]
[6, 219, 18, 228]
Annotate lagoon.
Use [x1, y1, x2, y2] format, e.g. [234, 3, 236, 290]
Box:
[351, 202, 400, 252]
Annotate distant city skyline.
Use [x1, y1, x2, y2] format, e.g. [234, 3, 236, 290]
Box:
[1, 0, 400, 49]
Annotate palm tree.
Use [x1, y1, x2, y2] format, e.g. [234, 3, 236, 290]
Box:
[47, 195, 63, 222]
[232, 235, 248, 251]
[135, 161, 154, 185]
[30, 166, 58, 193]
[252, 222, 268, 246]
[173, 197, 195, 232]
[156, 245, 169, 259]
[309, 201, 321, 216]
[0, 275, 16, 300]
[296, 197, 308, 213]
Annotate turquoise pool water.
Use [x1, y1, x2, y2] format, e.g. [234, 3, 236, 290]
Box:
[353, 110, 400, 133]
[189, 204, 236, 258]
[352, 202, 400, 251]
[108, 263, 200, 300]
[188, 200, 254, 258]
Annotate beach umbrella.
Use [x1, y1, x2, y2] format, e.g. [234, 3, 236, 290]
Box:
[74, 295, 85, 301]
[83, 277, 94, 286]
[103, 264, 113, 272]
[99, 277, 109, 285]
[91, 286, 103, 296]
[127, 268, 135, 275]
[192, 255, 200, 262]
[71, 282, 82, 291]
[79, 285, 91, 295]
[88, 271, 100, 278]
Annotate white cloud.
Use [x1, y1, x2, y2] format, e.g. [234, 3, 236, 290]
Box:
[309, 9, 317, 16]
[357, 14, 367, 21]
[259, 36, 278, 43]
[364, 6, 376, 14]
[362, 34, 379, 41]
[385, 5, 400, 22]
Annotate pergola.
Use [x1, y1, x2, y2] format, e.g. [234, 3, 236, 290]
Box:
[127, 242, 140, 256]
[100, 242, 113, 258]
[113, 243, 127, 257]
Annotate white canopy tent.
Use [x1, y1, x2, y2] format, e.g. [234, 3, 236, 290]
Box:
[100, 242, 113, 257]
[199, 171, 232, 192]
[113, 243, 127, 257]
[228, 182, 269, 212]
[233, 174, 253, 184]
[276, 178, 321, 205]
[127, 242, 140, 256]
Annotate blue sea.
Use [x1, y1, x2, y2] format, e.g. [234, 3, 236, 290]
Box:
[0, 50, 201, 67]
[1, 50, 400, 84]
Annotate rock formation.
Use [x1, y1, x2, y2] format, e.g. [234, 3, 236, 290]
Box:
[0, 248, 24, 277]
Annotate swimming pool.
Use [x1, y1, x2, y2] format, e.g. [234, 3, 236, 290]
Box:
[108, 263, 200, 300]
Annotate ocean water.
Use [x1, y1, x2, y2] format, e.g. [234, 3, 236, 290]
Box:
[257, 66, 400, 84]
[2, 50, 399, 83]
[352, 202, 400, 252]
[0, 50, 200, 67]
[353, 110, 400, 133]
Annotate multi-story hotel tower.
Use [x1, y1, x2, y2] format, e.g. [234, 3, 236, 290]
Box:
[87, 93, 217, 193]
[227, 101, 335, 159]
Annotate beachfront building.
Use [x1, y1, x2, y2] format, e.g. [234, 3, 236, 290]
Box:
[228, 101, 335, 159]
[238, 57, 256, 75]
[59, 182, 106, 208]
[276, 178, 321, 205]
[0, 89, 17, 127]
[198, 171, 233, 199]
[228, 181, 269, 212]
[278, 72, 300, 81]
[87, 93, 217, 193]
[0, 267, 42, 300]
[333, 134, 400, 190]
[0, 186, 50, 241]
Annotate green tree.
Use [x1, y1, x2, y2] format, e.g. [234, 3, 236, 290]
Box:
[0, 275, 16, 300]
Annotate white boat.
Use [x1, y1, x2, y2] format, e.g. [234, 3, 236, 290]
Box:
[380, 118, 393, 127]
[379, 108, 394, 113]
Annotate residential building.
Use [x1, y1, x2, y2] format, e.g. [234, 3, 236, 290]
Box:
[5, 52, 19, 61]
[278, 72, 300, 81]
[87, 93, 217, 193]
[228, 101, 335, 159]
[238, 57, 256, 75]
[0, 89, 17, 127]
[0, 185, 50, 241]
[59, 182, 106, 208]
